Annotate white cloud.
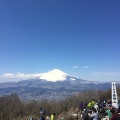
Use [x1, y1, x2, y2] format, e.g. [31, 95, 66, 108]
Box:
[73, 75, 79, 78]
[93, 72, 120, 76]
[70, 78, 75, 80]
[83, 66, 88, 69]
[72, 66, 78, 69]
[3, 73, 15, 77]
[1, 72, 42, 79]
[0, 69, 68, 82]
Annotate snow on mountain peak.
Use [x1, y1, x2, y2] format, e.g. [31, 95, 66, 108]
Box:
[39, 69, 68, 82]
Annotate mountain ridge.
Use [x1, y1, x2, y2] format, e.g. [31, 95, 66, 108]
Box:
[0, 70, 119, 100]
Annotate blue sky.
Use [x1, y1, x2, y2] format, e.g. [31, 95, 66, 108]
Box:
[0, 0, 120, 83]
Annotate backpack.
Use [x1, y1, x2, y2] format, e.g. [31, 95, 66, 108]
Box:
[83, 111, 89, 119]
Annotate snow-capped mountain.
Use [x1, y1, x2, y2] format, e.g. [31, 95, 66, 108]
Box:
[0, 69, 119, 100]
[0, 69, 102, 84]
[38, 69, 68, 82]
[36, 69, 100, 84]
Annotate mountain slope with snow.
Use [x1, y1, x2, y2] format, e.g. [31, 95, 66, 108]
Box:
[0, 69, 120, 100]
[39, 69, 68, 82]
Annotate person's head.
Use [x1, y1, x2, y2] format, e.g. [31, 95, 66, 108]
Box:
[89, 110, 92, 114]
[93, 109, 97, 113]
[40, 107, 43, 110]
[83, 108, 86, 111]
[107, 104, 112, 109]
[53, 113, 56, 116]
[110, 108, 116, 114]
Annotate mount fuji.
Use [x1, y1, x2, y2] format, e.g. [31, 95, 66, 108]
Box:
[37, 69, 68, 82]
[0, 69, 118, 100]
[35, 69, 100, 84]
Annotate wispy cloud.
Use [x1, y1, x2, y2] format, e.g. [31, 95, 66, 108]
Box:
[72, 66, 78, 69]
[93, 72, 120, 76]
[83, 66, 88, 69]
[73, 75, 79, 78]
[1, 72, 42, 79]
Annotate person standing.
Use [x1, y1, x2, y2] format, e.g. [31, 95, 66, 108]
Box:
[82, 109, 89, 120]
[105, 107, 112, 120]
[110, 108, 120, 120]
[40, 107, 45, 120]
[89, 109, 99, 120]
[91, 100, 95, 109]
[50, 113, 56, 120]
[79, 101, 84, 117]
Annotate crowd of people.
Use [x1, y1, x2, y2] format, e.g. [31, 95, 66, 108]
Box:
[79, 100, 120, 120]
[29, 100, 120, 120]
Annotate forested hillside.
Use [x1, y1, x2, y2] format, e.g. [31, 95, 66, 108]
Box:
[0, 87, 120, 120]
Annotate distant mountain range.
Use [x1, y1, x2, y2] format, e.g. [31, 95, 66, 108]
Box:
[0, 69, 119, 100]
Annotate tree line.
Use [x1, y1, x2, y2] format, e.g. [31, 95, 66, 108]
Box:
[0, 87, 120, 120]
